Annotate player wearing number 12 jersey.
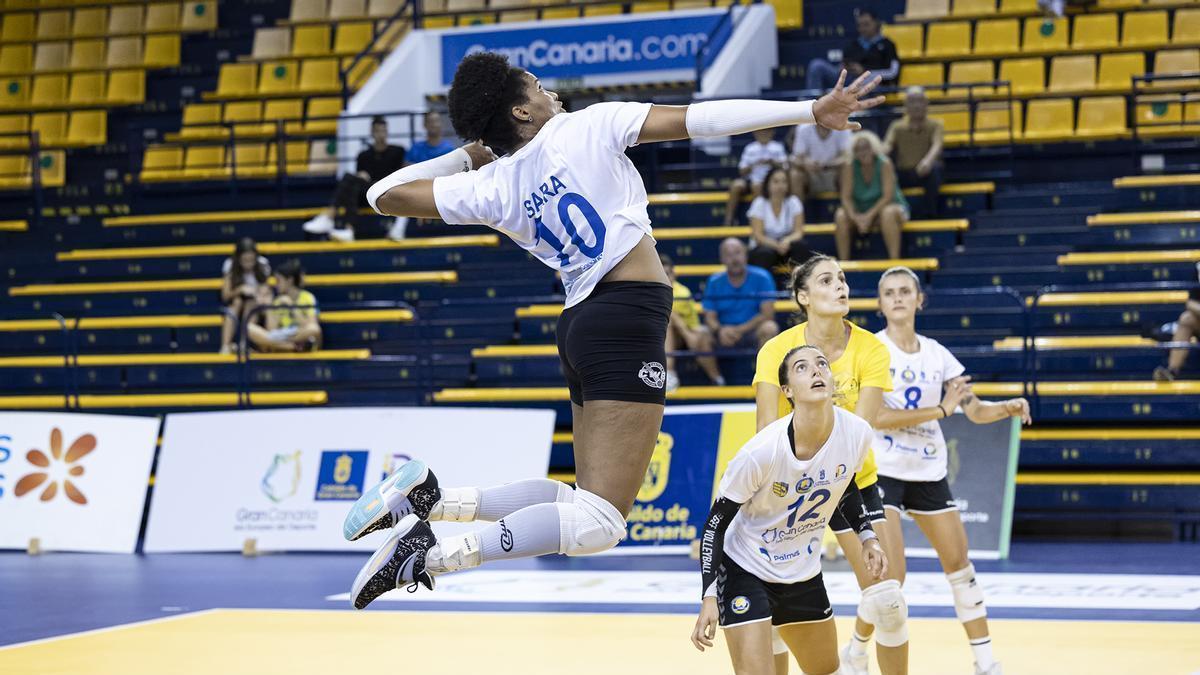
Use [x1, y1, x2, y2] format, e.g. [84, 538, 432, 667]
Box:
[340, 52, 885, 609]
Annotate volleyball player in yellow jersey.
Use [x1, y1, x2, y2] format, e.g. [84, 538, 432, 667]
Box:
[753, 254, 908, 675]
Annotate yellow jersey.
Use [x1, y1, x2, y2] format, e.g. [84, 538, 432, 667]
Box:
[671, 281, 701, 331]
[752, 320, 893, 488]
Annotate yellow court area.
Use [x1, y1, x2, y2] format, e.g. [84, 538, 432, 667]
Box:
[2, 610, 1197, 675]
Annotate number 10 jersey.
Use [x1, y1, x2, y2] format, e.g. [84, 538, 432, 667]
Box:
[433, 101, 655, 308]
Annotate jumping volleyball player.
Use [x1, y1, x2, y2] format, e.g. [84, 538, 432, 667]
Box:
[692, 345, 887, 675]
[339, 53, 885, 608]
[872, 267, 1032, 675]
[755, 255, 908, 675]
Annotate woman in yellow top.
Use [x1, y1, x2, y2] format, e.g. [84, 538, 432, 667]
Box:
[753, 254, 908, 675]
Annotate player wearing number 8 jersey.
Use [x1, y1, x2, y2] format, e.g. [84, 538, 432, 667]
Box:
[341, 52, 886, 609]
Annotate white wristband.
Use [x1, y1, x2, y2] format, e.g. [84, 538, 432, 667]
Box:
[366, 147, 474, 215]
[858, 529, 879, 545]
[685, 99, 816, 139]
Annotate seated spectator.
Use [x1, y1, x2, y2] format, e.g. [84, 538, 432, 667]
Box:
[406, 111, 457, 164]
[1154, 264, 1200, 381]
[747, 167, 813, 281]
[835, 131, 909, 260]
[661, 254, 725, 392]
[725, 128, 787, 227]
[702, 238, 780, 352]
[790, 123, 852, 202]
[807, 8, 899, 92]
[219, 237, 272, 354]
[303, 116, 406, 242]
[883, 87, 944, 218]
[247, 260, 322, 353]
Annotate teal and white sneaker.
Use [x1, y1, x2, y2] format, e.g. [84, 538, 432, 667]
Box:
[350, 514, 436, 609]
[343, 460, 440, 541]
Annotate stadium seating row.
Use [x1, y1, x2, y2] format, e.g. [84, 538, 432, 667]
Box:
[209, 57, 375, 100]
[169, 98, 342, 141]
[902, 0, 1194, 21]
[0, 70, 145, 110]
[248, 22, 395, 60]
[0, 34, 179, 74]
[0, 2, 216, 42]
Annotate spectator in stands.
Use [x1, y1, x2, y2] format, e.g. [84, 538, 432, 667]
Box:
[747, 167, 812, 283]
[246, 259, 322, 353]
[303, 116, 407, 242]
[725, 128, 788, 227]
[219, 237, 272, 355]
[790, 123, 852, 202]
[883, 87, 944, 218]
[835, 130, 908, 260]
[406, 111, 457, 164]
[702, 238, 780, 353]
[806, 8, 900, 92]
[1153, 264, 1200, 381]
[661, 254, 725, 392]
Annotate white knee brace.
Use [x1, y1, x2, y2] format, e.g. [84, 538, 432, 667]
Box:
[858, 579, 908, 647]
[947, 564, 987, 623]
[556, 488, 626, 556]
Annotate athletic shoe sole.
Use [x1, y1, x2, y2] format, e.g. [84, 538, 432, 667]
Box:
[350, 514, 434, 610]
[342, 460, 428, 541]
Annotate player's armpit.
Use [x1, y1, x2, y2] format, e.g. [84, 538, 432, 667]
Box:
[636, 105, 690, 144]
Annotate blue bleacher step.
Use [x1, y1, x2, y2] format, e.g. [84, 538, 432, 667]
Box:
[939, 247, 1070, 269]
[934, 266, 1063, 289]
[993, 185, 1122, 211]
[969, 206, 1094, 230]
[964, 225, 1094, 249]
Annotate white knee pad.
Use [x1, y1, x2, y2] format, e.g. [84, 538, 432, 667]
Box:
[771, 626, 787, 655]
[858, 579, 908, 647]
[947, 564, 987, 623]
[556, 488, 626, 556]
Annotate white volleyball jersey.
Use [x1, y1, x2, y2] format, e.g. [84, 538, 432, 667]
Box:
[872, 332, 966, 482]
[718, 407, 873, 585]
[432, 102, 654, 309]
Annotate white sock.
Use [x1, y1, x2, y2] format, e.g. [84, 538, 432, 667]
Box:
[971, 637, 995, 670]
[849, 631, 870, 657]
[425, 502, 565, 575]
[478, 479, 573, 521]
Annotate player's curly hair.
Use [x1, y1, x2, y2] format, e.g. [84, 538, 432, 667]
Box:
[448, 52, 529, 156]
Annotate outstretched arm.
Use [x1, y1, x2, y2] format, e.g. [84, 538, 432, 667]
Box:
[367, 142, 495, 218]
[637, 70, 885, 144]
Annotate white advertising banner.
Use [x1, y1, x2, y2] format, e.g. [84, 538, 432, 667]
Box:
[0, 412, 158, 553]
[144, 407, 555, 552]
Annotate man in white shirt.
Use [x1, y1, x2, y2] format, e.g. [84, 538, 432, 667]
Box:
[725, 128, 788, 226]
[790, 123, 852, 200]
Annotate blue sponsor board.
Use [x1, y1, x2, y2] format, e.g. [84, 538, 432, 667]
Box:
[440, 11, 729, 85]
[314, 450, 368, 501]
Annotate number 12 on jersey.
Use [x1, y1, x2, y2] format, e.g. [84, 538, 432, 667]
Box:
[535, 192, 606, 267]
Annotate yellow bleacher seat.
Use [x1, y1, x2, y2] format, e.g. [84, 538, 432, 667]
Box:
[368, 0, 406, 18]
[905, 0, 950, 20]
[930, 104, 970, 143]
[582, 4, 622, 16]
[183, 144, 227, 179]
[1097, 0, 1141, 7]
[1098, 52, 1145, 91]
[66, 109, 105, 146]
[36, 11, 71, 41]
[33, 43, 69, 73]
[999, 57, 1045, 94]
[1049, 54, 1096, 92]
[456, 13, 495, 26]
[333, 22, 373, 55]
[31, 111, 66, 146]
[374, 20, 406, 50]
[72, 8, 108, 39]
[974, 19, 1020, 55]
[330, 0, 369, 20]
[290, 0, 329, 22]
[447, 0, 487, 9]
[900, 63, 944, 94]
[307, 138, 338, 175]
[224, 100, 263, 136]
[69, 39, 105, 71]
[1153, 48, 1200, 88]
[293, 25, 331, 58]
[998, 0, 1037, 11]
[342, 55, 377, 89]
[1, 14, 35, 43]
[1122, 11, 1169, 48]
[1072, 13, 1118, 50]
[258, 61, 298, 95]
[1134, 95, 1183, 135]
[216, 63, 257, 98]
[884, 24, 924, 59]
[304, 97, 340, 133]
[179, 102, 221, 139]
[145, 3, 182, 32]
[499, 9, 538, 22]
[1076, 96, 1128, 138]
[424, 0, 449, 11]
[232, 142, 273, 178]
[1023, 17, 1069, 52]
[631, 1, 670, 11]
[0, 78, 31, 109]
[0, 45, 31, 75]
[35, 148, 63, 187]
[108, 5, 145, 35]
[252, 27, 291, 60]
[422, 14, 456, 26]
[948, 60, 994, 94]
[1175, 9, 1200, 43]
[541, 7, 580, 19]
[31, 74, 67, 107]
[141, 145, 183, 181]
[262, 98, 304, 134]
[0, 114, 28, 148]
[107, 36, 143, 68]
[282, 139, 309, 174]
[0, 154, 28, 188]
[1024, 98, 1074, 140]
[68, 71, 104, 105]
[106, 69, 144, 105]
[144, 34, 181, 68]
[952, 0, 994, 15]
[181, 2, 218, 32]
[926, 22, 972, 58]
[299, 58, 338, 93]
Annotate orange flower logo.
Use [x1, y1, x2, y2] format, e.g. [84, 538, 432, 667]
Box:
[14, 427, 95, 505]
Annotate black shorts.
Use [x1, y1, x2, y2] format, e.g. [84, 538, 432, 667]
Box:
[877, 475, 958, 514]
[828, 481, 886, 533]
[556, 281, 673, 406]
[717, 557, 832, 627]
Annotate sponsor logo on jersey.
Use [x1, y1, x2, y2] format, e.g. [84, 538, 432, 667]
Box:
[731, 596, 751, 614]
[797, 477, 814, 493]
[818, 469, 826, 481]
[835, 463, 847, 478]
[806, 536, 822, 555]
[901, 366, 917, 383]
[772, 481, 789, 498]
[636, 431, 673, 502]
[638, 361, 666, 389]
[923, 444, 938, 457]
[499, 519, 514, 552]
